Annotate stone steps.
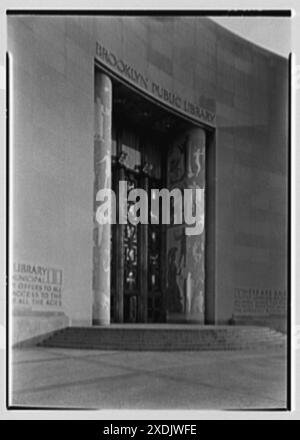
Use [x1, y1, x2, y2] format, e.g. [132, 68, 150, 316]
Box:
[38, 325, 287, 351]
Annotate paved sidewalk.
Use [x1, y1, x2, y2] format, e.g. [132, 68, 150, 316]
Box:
[10, 347, 287, 410]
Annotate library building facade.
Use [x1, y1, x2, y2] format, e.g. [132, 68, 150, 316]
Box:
[8, 15, 289, 345]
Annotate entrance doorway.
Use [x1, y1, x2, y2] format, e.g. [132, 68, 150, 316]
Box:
[110, 123, 165, 323]
[93, 72, 210, 325]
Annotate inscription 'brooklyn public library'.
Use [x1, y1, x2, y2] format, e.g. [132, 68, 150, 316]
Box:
[95, 42, 216, 125]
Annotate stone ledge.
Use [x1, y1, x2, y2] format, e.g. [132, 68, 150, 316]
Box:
[12, 312, 69, 347]
[232, 314, 287, 334]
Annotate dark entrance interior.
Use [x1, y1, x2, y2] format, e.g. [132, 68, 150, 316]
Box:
[110, 80, 194, 323]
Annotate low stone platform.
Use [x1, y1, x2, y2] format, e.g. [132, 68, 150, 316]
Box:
[38, 324, 287, 351]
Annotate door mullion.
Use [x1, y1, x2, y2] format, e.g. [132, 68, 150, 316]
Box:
[138, 174, 149, 322]
[115, 165, 125, 323]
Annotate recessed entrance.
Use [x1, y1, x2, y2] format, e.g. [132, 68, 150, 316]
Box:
[94, 69, 209, 325]
[110, 79, 175, 323]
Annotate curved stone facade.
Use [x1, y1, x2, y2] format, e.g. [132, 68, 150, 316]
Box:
[7, 15, 289, 343]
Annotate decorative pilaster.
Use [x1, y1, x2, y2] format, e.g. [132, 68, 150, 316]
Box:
[93, 72, 112, 325]
[166, 127, 206, 323]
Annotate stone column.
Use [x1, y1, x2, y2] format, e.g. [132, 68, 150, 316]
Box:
[185, 128, 206, 323]
[166, 127, 206, 323]
[93, 72, 112, 325]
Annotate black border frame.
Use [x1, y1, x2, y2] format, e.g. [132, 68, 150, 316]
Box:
[5, 9, 292, 413]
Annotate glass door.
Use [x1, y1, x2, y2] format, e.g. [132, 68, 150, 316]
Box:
[110, 125, 165, 323]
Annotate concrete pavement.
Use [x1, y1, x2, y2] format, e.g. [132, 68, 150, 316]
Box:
[10, 347, 287, 410]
